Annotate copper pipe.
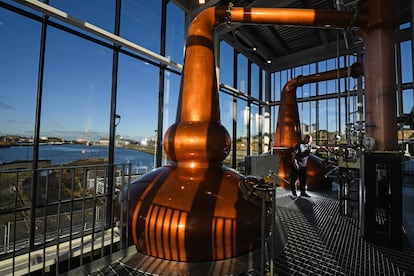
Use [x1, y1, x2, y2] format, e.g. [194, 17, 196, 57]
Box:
[230, 8, 367, 28]
[125, 6, 368, 262]
[165, 7, 367, 166]
[362, 0, 400, 151]
[274, 63, 364, 189]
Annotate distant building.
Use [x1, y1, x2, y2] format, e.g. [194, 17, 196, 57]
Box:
[99, 137, 133, 147]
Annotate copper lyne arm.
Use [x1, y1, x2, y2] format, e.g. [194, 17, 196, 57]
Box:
[180, 7, 367, 122]
[166, 6, 367, 166]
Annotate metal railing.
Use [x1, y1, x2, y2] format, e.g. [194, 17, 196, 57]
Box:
[0, 163, 139, 275]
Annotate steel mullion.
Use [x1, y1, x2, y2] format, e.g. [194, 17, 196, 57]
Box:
[108, 166, 114, 254]
[12, 171, 19, 275]
[67, 169, 75, 272]
[91, 167, 98, 261]
[41, 169, 50, 274]
[55, 168, 63, 275]
[79, 168, 87, 266]
[126, 163, 132, 249]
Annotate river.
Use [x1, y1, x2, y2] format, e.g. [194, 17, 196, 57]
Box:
[0, 144, 154, 170]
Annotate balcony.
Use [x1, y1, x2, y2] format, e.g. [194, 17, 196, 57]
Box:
[0, 163, 138, 275]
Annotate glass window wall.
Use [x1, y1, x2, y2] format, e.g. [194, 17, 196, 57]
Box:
[0, 8, 41, 161]
[42, 27, 112, 145]
[117, 54, 160, 168]
[120, 0, 161, 54]
[166, 2, 184, 63]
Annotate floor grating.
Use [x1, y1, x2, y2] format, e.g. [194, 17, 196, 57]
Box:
[84, 195, 414, 276]
[273, 196, 414, 276]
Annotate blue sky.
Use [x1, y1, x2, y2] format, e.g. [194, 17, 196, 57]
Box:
[0, 0, 183, 142]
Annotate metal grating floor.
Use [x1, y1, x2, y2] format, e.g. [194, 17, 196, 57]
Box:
[272, 195, 414, 276]
[78, 193, 414, 276]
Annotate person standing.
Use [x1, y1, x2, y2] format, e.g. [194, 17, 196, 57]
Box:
[290, 134, 313, 198]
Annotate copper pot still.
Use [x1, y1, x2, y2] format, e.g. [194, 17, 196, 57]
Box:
[274, 63, 364, 190]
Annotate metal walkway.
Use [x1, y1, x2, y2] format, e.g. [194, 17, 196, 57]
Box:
[273, 195, 414, 275]
[69, 192, 414, 276]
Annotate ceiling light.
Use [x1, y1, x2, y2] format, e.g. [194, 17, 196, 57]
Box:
[266, 59, 272, 64]
[199, 0, 205, 4]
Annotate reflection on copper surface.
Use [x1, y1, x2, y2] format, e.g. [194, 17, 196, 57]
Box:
[121, 5, 370, 262]
[129, 166, 260, 261]
[274, 63, 364, 190]
[362, 0, 400, 151]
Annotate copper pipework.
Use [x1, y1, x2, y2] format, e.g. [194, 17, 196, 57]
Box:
[229, 8, 367, 28]
[274, 63, 364, 189]
[362, 0, 400, 151]
[164, 7, 367, 166]
[124, 6, 367, 262]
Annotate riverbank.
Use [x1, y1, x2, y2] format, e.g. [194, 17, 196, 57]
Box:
[123, 144, 155, 155]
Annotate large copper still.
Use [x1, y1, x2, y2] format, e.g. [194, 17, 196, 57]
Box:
[274, 62, 364, 190]
[119, 0, 398, 263]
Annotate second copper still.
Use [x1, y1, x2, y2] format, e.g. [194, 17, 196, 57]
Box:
[274, 62, 364, 190]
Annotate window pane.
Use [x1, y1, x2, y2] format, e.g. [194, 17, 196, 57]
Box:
[236, 99, 248, 169]
[293, 66, 302, 78]
[219, 41, 234, 86]
[0, 8, 41, 162]
[163, 71, 180, 165]
[271, 105, 279, 143]
[326, 79, 336, 94]
[272, 72, 281, 102]
[340, 97, 347, 138]
[403, 89, 413, 114]
[49, 0, 115, 33]
[251, 63, 260, 99]
[121, 0, 161, 54]
[41, 28, 112, 152]
[237, 54, 248, 92]
[166, 2, 184, 63]
[117, 54, 160, 168]
[2, 0, 43, 16]
[299, 102, 316, 138]
[261, 69, 266, 102]
[327, 98, 338, 140]
[401, 41, 413, 84]
[251, 104, 260, 155]
[319, 100, 327, 140]
[400, 22, 411, 30]
[220, 92, 233, 167]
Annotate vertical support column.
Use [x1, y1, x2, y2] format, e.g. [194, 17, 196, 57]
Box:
[363, 0, 400, 151]
[155, 0, 168, 168]
[264, 70, 272, 153]
[411, 0, 414, 91]
[356, 44, 364, 123]
[107, 0, 122, 230]
[247, 60, 252, 156]
[232, 49, 238, 168]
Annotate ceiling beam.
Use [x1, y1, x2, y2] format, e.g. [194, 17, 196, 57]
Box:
[267, 26, 292, 54]
[299, 0, 332, 48]
[269, 39, 353, 72]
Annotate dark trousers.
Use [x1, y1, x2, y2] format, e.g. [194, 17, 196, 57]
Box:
[290, 165, 307, 194]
